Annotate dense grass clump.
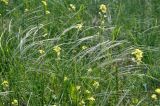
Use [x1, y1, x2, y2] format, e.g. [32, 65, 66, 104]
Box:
[0, 0, 160, 106]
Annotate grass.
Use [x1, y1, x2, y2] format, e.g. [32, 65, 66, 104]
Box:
[0, 0, 160, 106]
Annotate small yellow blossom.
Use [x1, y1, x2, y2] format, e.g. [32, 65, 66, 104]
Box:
[53, 45, 61, 56]
[39, 49, 45, 54]
[81, 45, 87, 50]
[87, 68, 92, 73]
[46, 10, 50, 15]
[24, 8, 29, 12]
[88, 96, 95, 101]
[76, 86, 81, 91]
[41, 0, 47, 6]
[151, 94, 157, 100]
[1, 80, 9, 88]
[132, 49, 143, 64]
[79, 99, 85, 105]
[85, 90, 91, 94]
[69, 4, 76, 11]
[64, 76, 68, 81]
[11, 99, 18, 106]
[155, 88, 160, 94]
[100, 4, 107, 13]
[1, 0, 8, 5]
[93, 81, 99, 89]
[132, 98, 139, 104]
[76, 23, 83, 30]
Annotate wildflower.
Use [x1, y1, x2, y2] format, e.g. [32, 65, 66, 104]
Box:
[76, 86, 81, 91]
[24, 8, 29, 12]
[155, 88, 160, 94]
[81, 45, 87, 50]
[11, 99, 18, 106]
[132, 98, 139, 104]
[46, 10, 50, 15]
[76, 23, 83, 30]
[151, 94, 157, 100]
[132, 49, 143, 64]
[87, 68, 92, 73]
[99, 4, 107, 13]
[53, 45, 61, 56]
[93, 81, 99, 89]
[64, 76, 68, 81]
[79, 99, 85, 105]
[69, 4, 76, 11]
[41, 0, 47, 6]
[1, 0, 8, 5]
[1, 80, 9, 88]
[85, 90, 91, 94]
[39, 49, 45, 54]
[88, 96, 95, 101]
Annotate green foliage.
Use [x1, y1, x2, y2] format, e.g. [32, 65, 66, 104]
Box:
[0, 0, 160, 105]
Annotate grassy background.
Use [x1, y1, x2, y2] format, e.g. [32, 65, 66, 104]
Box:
[0, 0, 160, 105]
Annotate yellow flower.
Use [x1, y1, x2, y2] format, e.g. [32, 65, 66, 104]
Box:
[24, 8, 29, 12]
[76, 86, 81, 91]
[132, 98, 139, 104]
[87, 68, 92, 73]
[69, 4, 76, 11]
[132, 49, 143, 64]
[79, 99, 85, 105]
[100, 4, 107, 13]
[88, 96, 95, 101]
[151, 94, 157, 100]
[1, 80, 9, 88]
[1, 0, 8, 5]
[81, 45, 87, 50]
[39, 49, 45, 54]
[76, 23, 83, 30]
[64, 76, 68, 81]
[85, 90, 91, 94]
[41, 0, 47, 6]
[46, 10, 50, 15]
[11, 99, 18, 106]
[53, 45, 61, 56]
[155, 88, 160, 94]
[93, 81, 99, 89]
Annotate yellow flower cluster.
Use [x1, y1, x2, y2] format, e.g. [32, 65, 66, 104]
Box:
[76, 23, 83, 30]
[1, 0, 8, 5]
[12, 99, 18, 106]
[93, 81, 99, 89]
[99, 4, 107, 13]
[151, 88, 160, 100]
[1, 80, 9, 88]
[88, 96, 95, 101]
[41, 0, 50, 15]
[53, 45, 61, 56]
[69, 4, 76, 11]
[81, 45, 87, 50]
[39, 49, 45, 54]
[132, 49, 143, 64]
